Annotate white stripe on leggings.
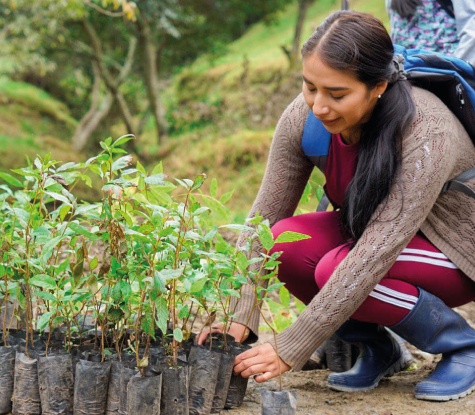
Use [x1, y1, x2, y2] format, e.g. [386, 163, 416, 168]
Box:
[401, 248, 449, 260]
[373, 283, 418, 303]
[396, 255, 458, 269]
[369, 291, 415, 311]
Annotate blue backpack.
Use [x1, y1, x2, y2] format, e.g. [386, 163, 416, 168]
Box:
[302, 45, 475, 211]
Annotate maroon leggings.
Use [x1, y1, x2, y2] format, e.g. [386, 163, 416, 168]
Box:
[270, 212, 475, 326]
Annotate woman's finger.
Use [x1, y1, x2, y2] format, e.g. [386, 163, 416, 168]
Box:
[234, 347, 259, 365]
[254, 371, 276, 383]
[197, 327, 221, 345]
[234, 354, 271, 375]
[240, 363, 270, 379]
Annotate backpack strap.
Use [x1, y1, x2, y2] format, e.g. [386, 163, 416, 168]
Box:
[441, 167, 475, 199]
[302, 112, 331, 173]
[302, 112, 333, 211]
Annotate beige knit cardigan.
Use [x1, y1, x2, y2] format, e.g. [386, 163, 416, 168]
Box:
[229, 87, 475, 371]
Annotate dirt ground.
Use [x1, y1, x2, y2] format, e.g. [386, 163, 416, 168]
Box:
[225, 302, 475, 415]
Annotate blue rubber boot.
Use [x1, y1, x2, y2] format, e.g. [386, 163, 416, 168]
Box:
[390, 288, 475, 401]
[327, 320, 412, 392]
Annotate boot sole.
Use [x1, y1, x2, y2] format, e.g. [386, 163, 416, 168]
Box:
[327, 354, 412, 393]
[415, 383, 475, 401]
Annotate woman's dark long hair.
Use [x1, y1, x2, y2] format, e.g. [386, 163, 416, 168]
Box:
[302, 11, 415, 242]
[390, 0, 422, 18]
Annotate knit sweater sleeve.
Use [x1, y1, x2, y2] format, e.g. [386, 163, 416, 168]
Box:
[229, 93, 314, 342]
[272, 89, 461, 370]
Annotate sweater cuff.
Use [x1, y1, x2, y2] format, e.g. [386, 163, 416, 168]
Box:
[269, 307, 327, 371]
[229, 285, 260, 344]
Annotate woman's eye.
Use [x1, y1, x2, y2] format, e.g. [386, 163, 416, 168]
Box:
[308, 87, 316, 93]
[331, 95, 344, 101]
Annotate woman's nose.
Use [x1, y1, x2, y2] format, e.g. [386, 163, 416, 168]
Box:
[312, 97, 330, 117]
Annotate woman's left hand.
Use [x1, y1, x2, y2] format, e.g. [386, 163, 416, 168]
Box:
[233, 343, 291, 383]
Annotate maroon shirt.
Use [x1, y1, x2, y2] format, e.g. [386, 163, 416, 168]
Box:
[324, 133, 359, 208]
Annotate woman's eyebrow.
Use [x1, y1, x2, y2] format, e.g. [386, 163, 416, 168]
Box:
[302, 76, 350, 91]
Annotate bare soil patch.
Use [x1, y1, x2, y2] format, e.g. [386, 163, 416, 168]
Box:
[225, 302, 475, 415]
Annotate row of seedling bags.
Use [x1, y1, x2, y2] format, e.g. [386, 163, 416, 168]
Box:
[0, 331, 251, 415]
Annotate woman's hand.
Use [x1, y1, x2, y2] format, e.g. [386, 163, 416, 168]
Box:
[197, 322, 250, 345]
[233, 343, 291, 383]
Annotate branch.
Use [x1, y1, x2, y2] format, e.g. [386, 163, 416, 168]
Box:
[82, 0, 126, 17]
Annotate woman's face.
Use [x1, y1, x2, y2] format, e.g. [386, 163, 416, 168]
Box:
[302, 51, 387, 144]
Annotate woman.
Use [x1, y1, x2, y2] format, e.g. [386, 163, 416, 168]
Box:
[387, 0, 475, 66]
[199, 11, 475, 401]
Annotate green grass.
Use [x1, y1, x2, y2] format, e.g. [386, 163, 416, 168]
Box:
[180, 0, 389, 78]
[0, 77, 77, 129]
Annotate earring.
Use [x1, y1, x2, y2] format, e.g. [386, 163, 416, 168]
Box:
[378, 94, 382, 99]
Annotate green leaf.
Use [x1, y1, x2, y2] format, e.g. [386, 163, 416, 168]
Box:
[151, 162, 163, 175]
[210, 178, 218, 198]
[112, 155, 133, 172]
[32, 226, 52, 245]
[29, 274, 57, 290]
[274, 231, 311, 244]
[190, 278, 207, 293]
[259, 224, 274, 251]
[236, 252, 249, 272]
[173, 328, 183, 342]
[117, 210, 133, 227]
[191, 173, 207, 191]
[45, 191, 72, 206]
[0, 172, 23, 187]
[220, 190, 234, 204]
[179, 304, 189, 319]
[136, 160, 146, 175]
[69, 223, 100, 241]
[56, 162, 81, 172]
[175, 178, 193, 189]
[59, 205, 71, 221]
[279, 286, 290, 308]
[112, 134, 134, 147]
[156, 297, 168, 336]
[37, 311, 54, 331]
[219, 224, 254, 232]
[89, 257, 99, 270]
[144, 174, 166, 185]
[33, 291, 56, 302]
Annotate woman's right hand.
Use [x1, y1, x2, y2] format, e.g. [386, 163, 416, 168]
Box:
[197, 322, 250, 345]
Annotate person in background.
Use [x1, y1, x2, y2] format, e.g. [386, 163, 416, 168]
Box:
[387, 0, 475, 66]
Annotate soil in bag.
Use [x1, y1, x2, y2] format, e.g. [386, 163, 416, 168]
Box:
[73, 358, 111, 415]
[118, 362, 139, 415]
[0, 346, 15, 415]
[106, 354, 135, 415]
[260, 390, 297, 415]
[12, 351, 41, 415]
[210, 343, 235, 414]
[188, 345, 220, 415]
[224, 344, 251, 409]
[158, 360, 190, 415]
[126, 368, 162, 415]
[106, 360, 123, 415]
[38, 353, 74, 415]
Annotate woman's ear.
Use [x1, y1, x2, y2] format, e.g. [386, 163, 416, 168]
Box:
[372, 81, 389, 100]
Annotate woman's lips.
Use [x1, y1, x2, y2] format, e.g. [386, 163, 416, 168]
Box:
[320, 118, 340, 126]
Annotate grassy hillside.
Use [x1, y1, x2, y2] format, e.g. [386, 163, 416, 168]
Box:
[0, 0, 389, 217]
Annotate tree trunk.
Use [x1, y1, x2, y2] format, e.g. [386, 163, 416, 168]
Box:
[82, 19, 139, 150]
[136, 17, 166, 145]
[282, 0, 315, 67]
[291, 0, 313, 65]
